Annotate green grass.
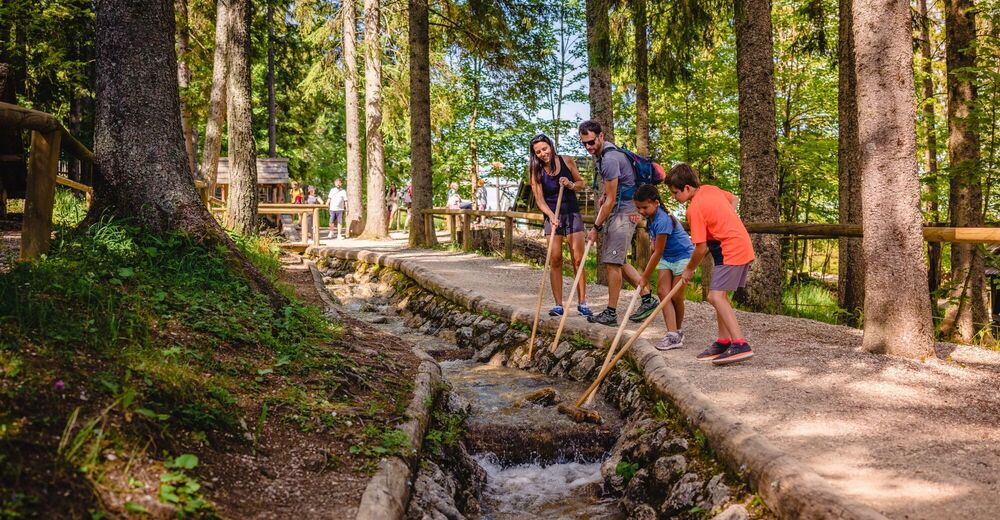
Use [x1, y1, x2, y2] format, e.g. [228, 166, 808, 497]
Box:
[781, 281, 841, 324]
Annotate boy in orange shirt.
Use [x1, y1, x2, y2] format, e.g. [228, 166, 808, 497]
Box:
[667, 163, 755, 365]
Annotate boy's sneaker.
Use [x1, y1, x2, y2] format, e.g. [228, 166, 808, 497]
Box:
[587, 308, 617, 326]
[577, 304, 594, 317]
[548, 305, 564, 317]
[656, 332, 684, 351]
[711, 342, 754, 366]
[697, 341, 729, 361]
[628, 296, 660, 322]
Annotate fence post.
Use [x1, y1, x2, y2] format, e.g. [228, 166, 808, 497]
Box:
[504, 216, 513, 260]
[312, 208, 320, 246]
[462, 211, 472, 252]
[424, 212, 432, 244]
[21, 129, 61, 260]
[449, 214, 457, 243]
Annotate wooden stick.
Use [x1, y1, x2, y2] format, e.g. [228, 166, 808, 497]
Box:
[583, 287, 642, 406]
[575, 280, 687, 407]
[548, 239, 594, 353]
[527, 185, 565, 358]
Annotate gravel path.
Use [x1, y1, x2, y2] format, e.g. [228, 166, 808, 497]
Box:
[316, 233, 1000, 520]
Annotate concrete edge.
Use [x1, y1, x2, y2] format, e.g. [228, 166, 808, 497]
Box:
[303, 255, 442, 520]
[309, 246, 888, 520]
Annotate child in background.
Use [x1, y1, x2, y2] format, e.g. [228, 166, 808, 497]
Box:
[667, 163, 755, 366]
[290, 181, 304, 204]
[633, 184, 694, 351]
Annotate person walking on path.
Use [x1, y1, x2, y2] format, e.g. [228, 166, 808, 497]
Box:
[667, 163, 756, 365]
[403, 181, 413, 228]
[290, 181, 304, 204]
[303, 186, 324, 241]
[528, 134, 593, 318]
[633, 184, 694, 351]
[580, 120, 657, 326]
[328, 178, 348, 239]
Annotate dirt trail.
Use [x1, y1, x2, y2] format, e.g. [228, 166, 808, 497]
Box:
[316, 233, 1000, 520]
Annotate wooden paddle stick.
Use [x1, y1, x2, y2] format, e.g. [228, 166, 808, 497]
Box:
[583, 287, 643, 406]
[526, 185, 565, 358]
[575, 279, 687, 407]
[548, 239, 594, 353]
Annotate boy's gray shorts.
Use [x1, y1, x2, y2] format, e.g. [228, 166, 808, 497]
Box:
[710, 262, 752, 291]
[600, 211, 637, 265]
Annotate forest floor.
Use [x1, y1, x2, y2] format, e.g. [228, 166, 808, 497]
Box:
[0, 223, 419, 518]
[314, 232, 1000, 520]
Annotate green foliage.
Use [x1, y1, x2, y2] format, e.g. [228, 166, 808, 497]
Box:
[615, 459, 639, 483]
[159, 454, 212, 515]
[424, 410, 465, 456]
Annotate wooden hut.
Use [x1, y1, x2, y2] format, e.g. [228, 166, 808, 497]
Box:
[214, 158, 290, 203]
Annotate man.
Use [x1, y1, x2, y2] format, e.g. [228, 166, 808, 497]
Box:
[580, 120, 657, 326]
[328, 178, 348, 239]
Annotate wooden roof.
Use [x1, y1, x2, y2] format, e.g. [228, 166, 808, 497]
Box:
[215, 157, 289, 185]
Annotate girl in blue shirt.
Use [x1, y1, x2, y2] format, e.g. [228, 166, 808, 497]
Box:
[634, 184, 694, 351]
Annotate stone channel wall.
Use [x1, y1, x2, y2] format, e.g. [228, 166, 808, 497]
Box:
[318, 257, 759, 520]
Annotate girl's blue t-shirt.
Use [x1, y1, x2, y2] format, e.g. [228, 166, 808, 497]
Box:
[647, 206, 694, 262]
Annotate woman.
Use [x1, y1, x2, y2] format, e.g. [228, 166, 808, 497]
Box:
[528, 134, 591, 317]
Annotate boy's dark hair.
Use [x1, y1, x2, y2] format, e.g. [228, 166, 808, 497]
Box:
[578, 120, 603, 136]
[633, 184, 661, 203]
[666, 163, 701, 190]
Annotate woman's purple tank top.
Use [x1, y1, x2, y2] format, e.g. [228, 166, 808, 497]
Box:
[539, 156, 580, 214]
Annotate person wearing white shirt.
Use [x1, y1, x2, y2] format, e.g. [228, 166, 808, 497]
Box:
[328, 178, 348, 239]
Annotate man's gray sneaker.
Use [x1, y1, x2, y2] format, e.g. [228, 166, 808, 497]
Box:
[628, 296, 660, 322]
[587, 307, 617, 326]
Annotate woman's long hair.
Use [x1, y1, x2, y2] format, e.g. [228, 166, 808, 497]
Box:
[528, 134, 558, 182]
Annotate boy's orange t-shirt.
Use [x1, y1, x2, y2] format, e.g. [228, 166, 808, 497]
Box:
[686, 185, 755, 266]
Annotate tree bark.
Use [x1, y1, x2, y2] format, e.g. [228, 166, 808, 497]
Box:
[634, 0, 649, 157]
[223, 0, 259, 235]
[266, 0, 277, 158]
[586, 0, 613, 142]
[344, 0, 364, 232]
[852, 0, 934, 356]
[408, 0, 435, 247]
[175, 0, 197, 176]
[361, 0, 386, 238]
[837, 0, 864, 325]
[918, 0, 942, 301]
[200, 0, 229, 190]
[469, 60, 480, 207]
[92, 0, 283, 307]
[732, 0, 783, 312]
[940, 0, 986, 341]
[0, 63, 26, 206]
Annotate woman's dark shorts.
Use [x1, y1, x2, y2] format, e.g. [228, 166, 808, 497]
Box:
[544, 212, 585, 236]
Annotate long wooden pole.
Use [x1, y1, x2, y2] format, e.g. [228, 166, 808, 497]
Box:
[526, 185, 564, 358]
[583, 287, 643, 406]
[549, 239, 594, 352]
[575, 279, 687, 407]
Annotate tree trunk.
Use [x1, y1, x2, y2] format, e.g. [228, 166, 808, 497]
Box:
[175, 0, 197, 177]
[586, 0, 613, 142]
[852, 0, 934, 356]
[92, 0, 282, 307]
[408, 0, 435, 247]
[267, 0, 277, 158]
[732, 0, 783, 312]
[344, 0, 364, 232]
[940, 0, 986, 341]
[361, 0, 386, 238]
[0, 63, 26, 208]
[634, 0, 649, 157]
[837, 0, 864, 325]
[200, 0, 229, 190]
[224, 0, 259, 235]
[469, 62, 480, 206]
[918, 0, 942, 302]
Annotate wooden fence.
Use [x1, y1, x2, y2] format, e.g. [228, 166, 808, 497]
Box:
[209, 203, 327, 246]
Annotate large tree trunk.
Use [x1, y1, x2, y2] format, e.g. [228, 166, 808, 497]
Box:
[92, 0, 282, 307]
[918, 0, 942, 302]
[732, 0, 782, 312]
[224, 0, 259, 235]
[408, 0, 435, 247]
[344, 0, 364, 232]
[837, 0, 864, 325]
[175, 0, 197, 176]
[266, 0, 277, 158]
[361, 0, 386, 238]
[940, 0, 986, 341]
[586, 0, 613, 142]
[469, 62, 480, 207]
[0, 63, 26, 213]
[852, 0, 934, 357]
[200, 0, 229, 190]
[634, 0, 649, 158]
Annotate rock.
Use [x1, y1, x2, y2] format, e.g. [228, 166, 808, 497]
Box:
[662, 436, 689, 456]
[332, 277, 345, 285]
[699, 473, 731, 513]
[473, 340, 503, 362]
[630, 504, 657, 520]
[652, 455, 688, 486]
[661, 473, 704, 516]
[556, 404, 603, 425]
[455, 327, 473, 349]
[520, 387, 558, 406]
[259, 465, 278, 479]
[536, 354, 555, 373]
[711, 505, 750, 520]
[552, 341, 573, 359]
[623, 468, 651, 510]
[366, 315, 389, 324]
[568, 356, 596, 381]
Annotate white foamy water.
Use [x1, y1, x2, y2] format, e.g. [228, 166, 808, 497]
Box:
[475, 453, 622, 519]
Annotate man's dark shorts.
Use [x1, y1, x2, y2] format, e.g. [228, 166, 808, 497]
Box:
[599, 211, 636, 265]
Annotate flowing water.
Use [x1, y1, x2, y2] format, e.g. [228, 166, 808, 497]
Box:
[335, 290, 624, 519]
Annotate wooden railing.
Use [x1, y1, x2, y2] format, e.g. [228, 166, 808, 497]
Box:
[209, 203, 327, 246]
[0, 102, 94, 260]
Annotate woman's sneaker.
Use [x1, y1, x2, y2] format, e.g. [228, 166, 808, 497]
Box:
[577, 304, 594, 317]
[656, 331, 684, 351]
[711, 342, 754, 366]
[696, 341, 729, 361]
[548, 305, 564, 317]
